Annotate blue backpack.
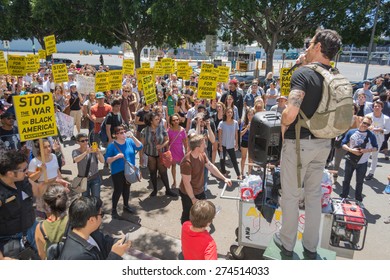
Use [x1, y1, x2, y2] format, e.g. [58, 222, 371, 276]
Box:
[99, 112, 111, 144]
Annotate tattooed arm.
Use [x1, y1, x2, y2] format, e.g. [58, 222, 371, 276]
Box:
[281, 89, 305, 136]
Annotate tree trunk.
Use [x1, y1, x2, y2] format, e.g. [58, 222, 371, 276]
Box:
[132, 47, 142, 69]
[265, 50, 274, 75]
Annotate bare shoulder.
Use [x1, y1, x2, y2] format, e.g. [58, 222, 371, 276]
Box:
[288, 89, 305, 108]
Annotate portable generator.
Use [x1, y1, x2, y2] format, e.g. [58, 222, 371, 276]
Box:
[329, 198, 367, 250]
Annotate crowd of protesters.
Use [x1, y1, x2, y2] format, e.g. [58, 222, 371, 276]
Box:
[1, 53, 389, 260]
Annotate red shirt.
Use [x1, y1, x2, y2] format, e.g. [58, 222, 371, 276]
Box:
[90, 103, 112, 133]
[181, 221, 217, 260]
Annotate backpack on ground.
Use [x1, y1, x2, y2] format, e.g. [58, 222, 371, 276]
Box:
[39, 220, 69, 260]
[295, 64, 353, 188]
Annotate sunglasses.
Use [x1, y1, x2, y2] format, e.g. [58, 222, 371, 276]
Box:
[14, 167, 28, 173]
[362, 121, 371, 126]
[78, 139, 88, 143]
[305, 41, 314, 49]
[123, 90, 131, 93]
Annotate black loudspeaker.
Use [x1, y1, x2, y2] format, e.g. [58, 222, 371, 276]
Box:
[248, 111, 282, 164]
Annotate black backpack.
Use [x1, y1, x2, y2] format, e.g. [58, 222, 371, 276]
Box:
[39, 220, 70, 260]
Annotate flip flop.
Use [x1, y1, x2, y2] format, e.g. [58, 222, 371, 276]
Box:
[385, 185, 390, 194]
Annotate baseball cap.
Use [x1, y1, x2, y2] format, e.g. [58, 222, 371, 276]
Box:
[0, 111, 15, 119]
[363, 80, 371, 84]
[69, 82, 77, 88]
[276, 96, 288, 101]
[95, 92, 105, 99]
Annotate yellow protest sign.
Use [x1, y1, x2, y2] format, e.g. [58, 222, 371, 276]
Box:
[109, 70, 123, 90]
[201, 63, 214, 74]
[280, 67, 296, 96]
[197, 72, 218, 99]
[153, 61, 164, 76]
[0, 51, 4, 60]
[136, 68, 154, 91]
[44, 35, 57, 56]
[7, 55, 26, 76]
[176, 61, 189, 78]
[38, 49, 46, 60]
[13, 93, 57, 141]
[185, 66, 193, 80]
[34, 55, 40, 71]
[142, 75, 157, 105]
[25, 55, 39, 73]
[0, 58, 8, 75]
[161, 58, 173, 75]
[95, 72, 110, 92]
[52, 64, 68, 83]
[217, 66, 230, 83]
[122, 59, 135, 75]
[141, 62, 150, 68]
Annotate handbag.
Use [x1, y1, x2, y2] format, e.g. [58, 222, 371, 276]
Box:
[2, 237, 40, 260]
[113, 142, 141, 184]
[344, 133, 369, 168]
[70, 153, 92, 193]
[158, 129, 182, 169]
[81, 116, 90, 129]
[63, 98, 77, 115]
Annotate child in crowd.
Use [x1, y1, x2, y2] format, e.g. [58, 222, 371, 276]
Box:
[181, 200, 217, 260]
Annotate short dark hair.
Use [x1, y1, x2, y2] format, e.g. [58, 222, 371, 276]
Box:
[69, 196, 103, 229]
[190, 200, 216, 228]
[113, 125, 125, 136]
[111, 99, 121, 107]
[0, 150, 27, 175]
[76, 133, 88, 142]
[144, 111, 159, 126]
[43, 185, 68, 217]
[314, 29, 342, 60]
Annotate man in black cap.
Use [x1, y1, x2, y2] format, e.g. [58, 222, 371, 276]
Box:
[0, 112, 21, 151]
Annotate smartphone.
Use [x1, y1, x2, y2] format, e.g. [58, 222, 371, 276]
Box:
[91, 142, 98, 152]
[122, 233, 131, 244]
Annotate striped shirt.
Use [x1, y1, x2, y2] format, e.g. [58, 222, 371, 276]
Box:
[140, 125, 168, 157]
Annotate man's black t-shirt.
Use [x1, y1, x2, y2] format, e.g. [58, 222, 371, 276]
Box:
[284, 63, 330, 139]
[106, 112, 123, 137]
[0, 126, 21, 151]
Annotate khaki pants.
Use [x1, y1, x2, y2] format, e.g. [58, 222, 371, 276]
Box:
[70, 109, 82, 134]
[280, 138, 331, 252]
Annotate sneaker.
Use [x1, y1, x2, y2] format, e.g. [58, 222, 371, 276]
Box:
[123, 205, 137, 214]
[302, 245, 317, 260]
[384, 216, 390, 224]
[365, 173, 374, 181]
[150, 190, 157, 197]
[166, 190, 178, 197]
[273, 233, 293, 257]
[111, 212, 120, 219]
[385, 185, 390, 194]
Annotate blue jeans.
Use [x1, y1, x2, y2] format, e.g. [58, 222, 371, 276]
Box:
[341, 160, 367, 202]
[204, 167, 209, 191]
[82, 176, 101, 198]
[0, 220, 38, 252]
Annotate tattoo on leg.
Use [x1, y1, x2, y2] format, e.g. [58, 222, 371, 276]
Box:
[288, 89, 305, 108]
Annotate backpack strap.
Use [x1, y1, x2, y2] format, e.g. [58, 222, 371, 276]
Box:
[39, 221, 49, 242]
